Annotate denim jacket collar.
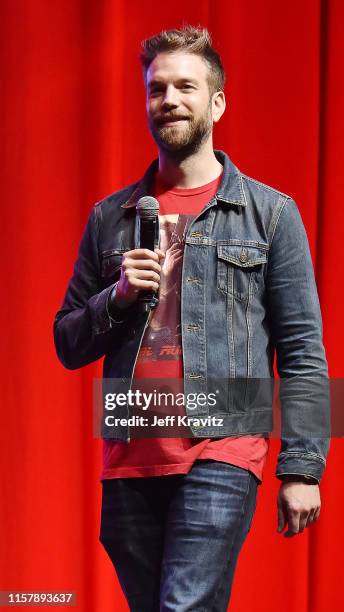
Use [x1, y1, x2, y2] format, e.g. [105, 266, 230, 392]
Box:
[121, 150, 247, 209]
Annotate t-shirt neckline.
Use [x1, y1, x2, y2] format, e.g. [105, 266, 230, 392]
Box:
[155, 172, 223, 197]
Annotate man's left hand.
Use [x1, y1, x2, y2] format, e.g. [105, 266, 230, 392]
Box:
[277, 480, 321, 537]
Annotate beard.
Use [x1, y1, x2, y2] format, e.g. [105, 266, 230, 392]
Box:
[148, 103, 213, 159]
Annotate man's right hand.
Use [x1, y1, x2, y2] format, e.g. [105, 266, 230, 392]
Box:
[114, 248, 165, 309]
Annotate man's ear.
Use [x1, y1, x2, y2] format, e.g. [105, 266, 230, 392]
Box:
[212, 91, 226, 123]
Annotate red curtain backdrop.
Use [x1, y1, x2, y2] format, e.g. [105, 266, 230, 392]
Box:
[1, 1, 343, 610]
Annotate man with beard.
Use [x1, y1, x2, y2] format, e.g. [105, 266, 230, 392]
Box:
[54, 26, 329, 611]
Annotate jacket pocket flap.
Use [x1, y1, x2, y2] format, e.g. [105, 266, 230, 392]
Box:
[100, 249, 125, 277]
[217, 242, 268, 267]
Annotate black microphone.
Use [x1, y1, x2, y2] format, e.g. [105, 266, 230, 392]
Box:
[136, 196, 160, 312]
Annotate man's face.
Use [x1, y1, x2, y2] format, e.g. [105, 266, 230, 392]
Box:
[146, 52, 217, 156]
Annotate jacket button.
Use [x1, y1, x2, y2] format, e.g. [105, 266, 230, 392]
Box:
[239, 250, 248, 263]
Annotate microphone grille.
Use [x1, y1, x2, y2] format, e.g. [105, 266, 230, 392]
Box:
[137, 196, 159, 219]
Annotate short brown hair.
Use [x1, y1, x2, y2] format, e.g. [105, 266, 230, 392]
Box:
[140, 25, 225, 95]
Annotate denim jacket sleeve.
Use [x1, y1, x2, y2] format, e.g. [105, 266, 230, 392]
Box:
[266, 197, 330, 483]
[53, 206, 128, 370]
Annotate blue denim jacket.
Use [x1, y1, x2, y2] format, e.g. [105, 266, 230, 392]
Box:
[54, 150, 330, 482]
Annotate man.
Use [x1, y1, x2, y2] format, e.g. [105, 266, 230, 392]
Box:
[54, 26, 330, 611]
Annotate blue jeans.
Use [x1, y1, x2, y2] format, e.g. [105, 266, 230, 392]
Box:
[100, 459, 259, 611]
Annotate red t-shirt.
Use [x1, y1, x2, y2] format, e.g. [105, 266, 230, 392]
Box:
[101, 173, 270, 482]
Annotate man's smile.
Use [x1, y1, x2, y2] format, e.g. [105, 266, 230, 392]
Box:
[156, 116, 190, 126]
[160, 119, 188, 126]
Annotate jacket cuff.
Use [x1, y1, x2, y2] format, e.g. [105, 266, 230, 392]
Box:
[278, 474, 319, 485]
[276, 451, 326, 484]
[106, 282, 127, 324]
[88, 284, 127, 334]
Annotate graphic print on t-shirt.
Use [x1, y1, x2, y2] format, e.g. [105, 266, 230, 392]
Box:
[136, 213, 194, 372]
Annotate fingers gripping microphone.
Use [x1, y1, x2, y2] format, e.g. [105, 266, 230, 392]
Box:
[136, 196, 160, 312]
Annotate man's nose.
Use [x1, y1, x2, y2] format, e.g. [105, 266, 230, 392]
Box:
[161, 86, 179, 109]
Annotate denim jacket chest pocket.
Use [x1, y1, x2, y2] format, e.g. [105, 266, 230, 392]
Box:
[100, 248, 127, 287]
[216, 240, 268, 301]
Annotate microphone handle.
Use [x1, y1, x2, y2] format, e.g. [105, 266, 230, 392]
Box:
[139, 217, 159, 311]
